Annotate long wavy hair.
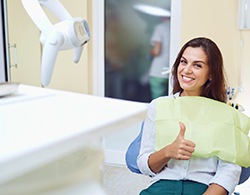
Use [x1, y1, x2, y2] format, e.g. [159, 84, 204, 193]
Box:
[171, 37, 227, 103]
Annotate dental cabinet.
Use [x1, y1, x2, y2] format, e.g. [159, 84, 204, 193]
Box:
[234, 95, 250, 195]
[0, 84, 147, 194]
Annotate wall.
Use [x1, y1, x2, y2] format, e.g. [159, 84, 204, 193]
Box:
[181, 0, 250, 114]
[7, 0, 41, 86]
[86, 1, 94, 94]
[181, 0, 240, 88]
[236, 32, 250, 115]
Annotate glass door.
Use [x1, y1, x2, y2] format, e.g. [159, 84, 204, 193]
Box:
[105, 0, 171, 103]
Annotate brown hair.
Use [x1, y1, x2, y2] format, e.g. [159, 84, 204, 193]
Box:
[171, 37, 227, 103]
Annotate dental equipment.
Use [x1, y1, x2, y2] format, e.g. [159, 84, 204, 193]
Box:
[21, 0, 90, 87]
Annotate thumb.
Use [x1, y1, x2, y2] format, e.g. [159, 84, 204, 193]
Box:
[178, 122, 186, 138]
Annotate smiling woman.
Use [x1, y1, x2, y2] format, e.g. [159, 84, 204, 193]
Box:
[136, 37, 242, 195]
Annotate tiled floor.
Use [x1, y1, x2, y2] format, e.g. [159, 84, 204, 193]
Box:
[103, 164, 151, 195]
[102, 164, 250, 195]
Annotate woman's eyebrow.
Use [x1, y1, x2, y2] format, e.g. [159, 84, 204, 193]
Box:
[193, 60, 206, 65]
[181, 56, 206, 65]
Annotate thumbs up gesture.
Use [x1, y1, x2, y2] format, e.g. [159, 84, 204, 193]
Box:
[169, 122, 196, 160]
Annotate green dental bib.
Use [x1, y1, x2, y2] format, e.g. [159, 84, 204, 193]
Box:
[155, 96, 250, 167]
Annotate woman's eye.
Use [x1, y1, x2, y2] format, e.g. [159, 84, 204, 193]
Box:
[194, 64, 202, 68]
[180, 59, 187, 64]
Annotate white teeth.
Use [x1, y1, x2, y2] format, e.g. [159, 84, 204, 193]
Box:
[182, 76, 193, 81]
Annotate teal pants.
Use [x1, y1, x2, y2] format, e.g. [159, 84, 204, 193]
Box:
[149, 77, 169, 99]
[140, 180, 208, 195]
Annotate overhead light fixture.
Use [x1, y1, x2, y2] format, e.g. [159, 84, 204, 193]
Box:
[133, 4, 171, 17]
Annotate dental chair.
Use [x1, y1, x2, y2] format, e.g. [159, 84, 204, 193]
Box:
[125, 122, 250, 185]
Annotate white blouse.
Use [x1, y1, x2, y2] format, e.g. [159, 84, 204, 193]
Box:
[137, 94, 241, 194]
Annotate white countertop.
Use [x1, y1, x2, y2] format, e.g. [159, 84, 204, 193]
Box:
[0, 85, 147, 185]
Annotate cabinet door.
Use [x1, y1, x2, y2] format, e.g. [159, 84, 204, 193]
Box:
[7, 0, 91, 93]
[7, 0, 41, 86]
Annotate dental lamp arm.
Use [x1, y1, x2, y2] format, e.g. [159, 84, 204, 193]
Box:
[41, 30, 64, 87]
[39, 0, 72, 20]
[21, 0, 90, 87]
[21, 0, 53, 37]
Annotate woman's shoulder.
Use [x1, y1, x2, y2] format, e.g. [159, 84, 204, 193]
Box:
[151, 93, 180, 103]
[149, 93, 180, 108]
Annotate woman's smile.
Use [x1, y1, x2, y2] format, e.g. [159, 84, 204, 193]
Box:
[181, 75, 195, 82]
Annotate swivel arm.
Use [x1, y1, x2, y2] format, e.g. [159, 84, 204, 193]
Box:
[21, 0, 90, 87]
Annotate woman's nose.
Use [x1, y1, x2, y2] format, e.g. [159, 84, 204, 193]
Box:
[183, 64, 192, 73]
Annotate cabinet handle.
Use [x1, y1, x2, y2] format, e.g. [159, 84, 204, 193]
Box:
[9, 43, 18, 68]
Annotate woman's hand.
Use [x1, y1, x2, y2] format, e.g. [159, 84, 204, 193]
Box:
[168, 122, 196, 160]
[148, 122, 196, 173]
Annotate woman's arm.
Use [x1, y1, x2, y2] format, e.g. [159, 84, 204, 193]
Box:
[151, 42, 161, 57]
[205, 159, 241, 194]
[202, 183, 227, 195]
[148, 122, 196, 173]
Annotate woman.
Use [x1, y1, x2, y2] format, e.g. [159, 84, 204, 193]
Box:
[137, 37, 241, 195]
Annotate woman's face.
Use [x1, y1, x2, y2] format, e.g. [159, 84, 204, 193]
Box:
[177, 46, 210, 96]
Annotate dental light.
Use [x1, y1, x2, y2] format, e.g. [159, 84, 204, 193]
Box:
[21, 0, 90, 87]
[133, 4, 171, 17]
